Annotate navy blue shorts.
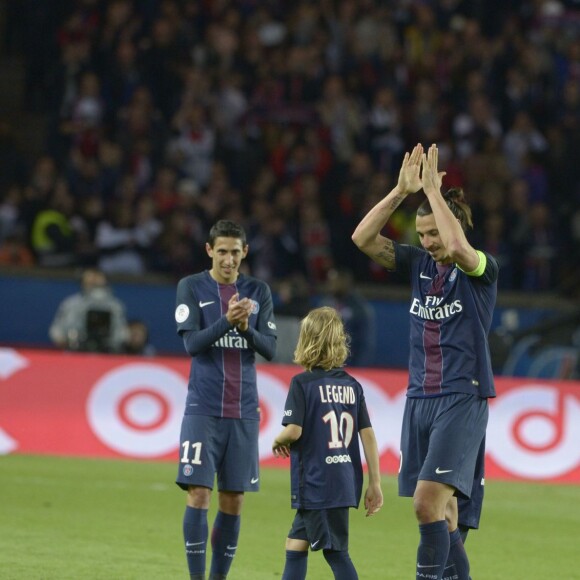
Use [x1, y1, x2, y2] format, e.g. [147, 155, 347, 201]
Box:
[287, 508, 350, 552]
[457, 436, 486, 529]
[398, 393, 488, 499]
[176, 414, 260, 492]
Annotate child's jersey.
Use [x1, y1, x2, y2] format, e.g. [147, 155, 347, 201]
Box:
[282, 367, 372, 509]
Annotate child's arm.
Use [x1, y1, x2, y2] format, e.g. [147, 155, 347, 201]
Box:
[272, 424, 303, 458]
[359, 427, 384, 516]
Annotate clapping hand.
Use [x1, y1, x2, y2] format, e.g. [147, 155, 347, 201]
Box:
[226, 293, 252, 330]
[421, 143, 446, 196]
[397, 143, 424, 195]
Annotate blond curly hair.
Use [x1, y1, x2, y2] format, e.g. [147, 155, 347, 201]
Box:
[294, 307, 350, 371]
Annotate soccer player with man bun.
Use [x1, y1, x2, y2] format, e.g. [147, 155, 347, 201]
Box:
[273, 306, 383, 580]
[174, 219, 277, 580]
[352, 144, 498, 580]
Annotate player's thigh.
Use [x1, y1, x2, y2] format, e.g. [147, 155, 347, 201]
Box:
[398, 397, 430, 497]
[457, 436, 486, 529]
[176, 414, 219, 490]
[217, 418, 260, 493]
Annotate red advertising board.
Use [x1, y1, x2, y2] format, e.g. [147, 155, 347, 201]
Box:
[1, 348, 579, 483]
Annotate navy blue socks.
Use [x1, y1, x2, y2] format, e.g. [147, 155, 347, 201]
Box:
[443, 528, 470, 580]
[417, 520, 450, 579]
[282, 549, 308, 580]
[209, 511, 241, 578]
[323, 549, 359, 579]
[183, 506, 208, 579]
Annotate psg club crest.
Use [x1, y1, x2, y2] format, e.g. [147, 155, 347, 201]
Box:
[183, 464, 194, 477]
[449, 268, 457, 283]
[250, 299, 260, 315]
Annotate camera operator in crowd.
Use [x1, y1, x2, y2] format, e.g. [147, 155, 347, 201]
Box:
[49, 268, 129, 353]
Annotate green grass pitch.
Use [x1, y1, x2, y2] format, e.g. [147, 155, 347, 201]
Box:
[1, 455, 578, 579]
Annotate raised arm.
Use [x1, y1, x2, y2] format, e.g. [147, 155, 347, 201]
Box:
[422, 144, 479, 272]
[352, 144, 423, 270]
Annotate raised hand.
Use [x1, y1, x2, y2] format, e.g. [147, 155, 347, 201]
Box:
[396, 143, 424, 195]
[421, 143, 446, 195]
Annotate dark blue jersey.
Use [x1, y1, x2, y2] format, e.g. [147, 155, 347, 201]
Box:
[282, 368, 372, 510]
[394, 243, 498, 398]
[175, 271, 277, 420]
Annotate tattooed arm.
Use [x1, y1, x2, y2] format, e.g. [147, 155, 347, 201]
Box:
[352, 144, 423, 270]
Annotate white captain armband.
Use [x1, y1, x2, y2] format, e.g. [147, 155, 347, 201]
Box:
[459, 250, 486, 277]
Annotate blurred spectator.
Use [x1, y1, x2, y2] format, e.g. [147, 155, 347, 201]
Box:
[167, 101, 216, 189]
[94, 199, 156, 275]
[0, 121, 28, 191]
[502, 110, 548, 175]
[274, 272, 313, 319]
[453, 93, 502, 159]
[520, 201, 560, 291]
[58, 70, 105, 159]
[0, 185, 25, 243]
[150, 166, 181, 216]
[299, 199, 333, 284]
[318, 74, 364, 164]
[49, 268, 129, 352]
[367, 85, 404, 173]
[318, 266, 375, 367]
[122, 319, 156, 356]
[30, 179, 78, 267]
[0, 233, 35, 267]
[475, 212, 515, 290]
[247, 208, 304, 284]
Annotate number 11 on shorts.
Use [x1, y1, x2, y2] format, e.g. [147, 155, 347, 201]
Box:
[181, 440, 203, 464]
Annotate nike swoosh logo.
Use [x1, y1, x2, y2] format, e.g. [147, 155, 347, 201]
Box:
[251, 477, 259, 484]
[227, 545, 237, 550]
[420, 273, 432, 280]
[199, 301, 215, 308]
[435, 467, 453, 474]
[186, 541, 204, 547]
[310, 540, 320, 548]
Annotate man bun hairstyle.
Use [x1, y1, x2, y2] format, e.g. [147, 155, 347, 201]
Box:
[417, 187, 473, 231]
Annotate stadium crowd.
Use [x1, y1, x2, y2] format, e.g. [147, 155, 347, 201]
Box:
[0, 0, 579, 297]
